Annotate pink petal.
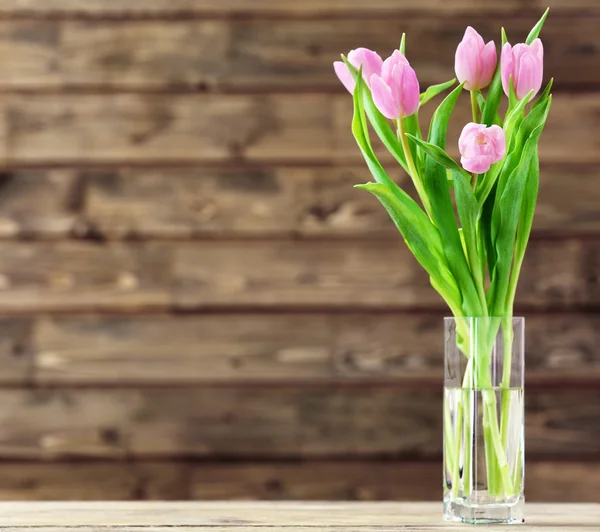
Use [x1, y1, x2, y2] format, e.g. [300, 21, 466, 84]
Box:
[461, 155, 492, 174]
[455, 40, 478, 90]
[400, 64, 420, 117]
[370, 74, 400, 119]
[349, 48, 384, 87]
[516, 52, 542, 100]
[486, 125, 506, 161]
[458, 122, 486, 155]
[334, 61, 355, 93]
[479, 40, 497, 89]
[530, 38, 544, 60]
[501, 42, 513, 96]
[381, 50, 410, 81]
[464, 26, 486, 52]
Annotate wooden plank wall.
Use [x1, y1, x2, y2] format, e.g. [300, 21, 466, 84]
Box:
[0, 0, 596, 502]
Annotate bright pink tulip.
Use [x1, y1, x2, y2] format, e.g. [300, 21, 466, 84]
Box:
[459, 123, 506, 174]
[454, 27, 497, 91]
[370, 50, 420, 119]
[333, 48, 383, 94]
[501, 39, 544, 101]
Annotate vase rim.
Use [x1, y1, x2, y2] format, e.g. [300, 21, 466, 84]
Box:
[443, 316, 525, 320]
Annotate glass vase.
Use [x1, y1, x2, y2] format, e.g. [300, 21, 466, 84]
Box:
[443, 317, 524, 524]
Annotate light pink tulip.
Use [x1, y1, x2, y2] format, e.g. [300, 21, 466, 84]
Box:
[501, 39, 544, 101]
[333, 48, 383, 94]
[459, 122, 506, 174]
[455, 26, 497, 91]
[369, 50, 420, 119]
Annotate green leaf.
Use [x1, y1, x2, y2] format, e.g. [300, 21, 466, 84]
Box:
[454, 169, 484, 296]
[488, 135, 538, 314]
[508, 76, 519, 110]
[481, 29, 506, 127]
[407, 134, 470, 179]
[349, 71, 405, 199]
[526, 8, 550, 44]
[477, 91, 533, 206]
[488, 96, 551, 315]
[420, 79, 456, 106]
[342, 56, 410, 174]
[532, 78, 553, 111]
[480, 181, 498, 281]
[505, 97, 552, 311]
[400, 33, 406, 54]
[501, 27, 508, 46]
[427, 82, 464, 147]
[404, 113, 422, 167]
[355, 182, 461, 308]
[420, 82, 484, 316]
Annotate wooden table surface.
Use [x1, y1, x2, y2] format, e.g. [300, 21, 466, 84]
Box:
[0, 502, 596, 531]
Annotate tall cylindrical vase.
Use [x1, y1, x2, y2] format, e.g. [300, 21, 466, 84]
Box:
[443, 317, 525, 524]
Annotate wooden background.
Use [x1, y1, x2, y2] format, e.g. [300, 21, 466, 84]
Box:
[0, 0, 596, 502]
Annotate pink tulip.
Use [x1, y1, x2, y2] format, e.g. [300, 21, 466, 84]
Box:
[333, 48, 383, 94]
[370, 50, 420, 120]
[455, 26, 497, 91]
[459, 123, 506, 174]
[501, 39, 544, 101]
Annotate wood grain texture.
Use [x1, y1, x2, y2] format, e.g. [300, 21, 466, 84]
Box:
[1, 165, 596, 240]
[0, 461, 189, 500]
[0, 501, 595, 530]
[80, 165, 600, 239]
[0, 387, 596, 459]
[0, 93, 593, 164]
[0, 17, 593, 90]
[0, 242, 172, 312]
[0, 0, 524, 16]
[0, 460, 594, 502]
[0, 238, 596, 312]
[190, 461, 600, 503]
[31, 313, 600, 385]
[172, 238, 600, 310]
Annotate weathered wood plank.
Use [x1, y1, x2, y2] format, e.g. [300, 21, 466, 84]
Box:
[0, 461, 189, 500]
[0, 17, 593, 90]
[0, 0, 524, 16]
[172, 239, 600, 310]
[0, 387, 596, 458]
[2, 94, 333, 164]
[0, 318, 34, 383]
[0, 169, 79, 238]
[0, 460, 594, 502]
[0, 242, 172, 312]
[0, 238, 596, 312]
[1, 165, 595, 240]
[0, 93, 593, 164]
[0, 501, 596, 530]
[78, 165, 600, 239]
[32, 313, 600, 385]
[190, 461, 600, 503]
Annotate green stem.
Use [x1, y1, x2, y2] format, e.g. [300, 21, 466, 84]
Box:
[483, 393, 514, 495]
[451, 398, 464, 499]
[462, 388, 473, 496]
[470, 90, 480, 123]
[469, 91, 480, 190]
[396, 118, 432, 216]
[444, 394, 456, 481]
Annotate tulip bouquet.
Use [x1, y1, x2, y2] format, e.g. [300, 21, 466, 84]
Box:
[335, 9, 551, 520]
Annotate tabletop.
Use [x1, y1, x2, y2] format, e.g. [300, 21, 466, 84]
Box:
[0, 502, 596, 531]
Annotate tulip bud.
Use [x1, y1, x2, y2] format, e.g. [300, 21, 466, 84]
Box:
[459, 123, 506, 174]
[455, 27, 497, 91]
[370, 50, 420, 120]
[333, 48, 383, 94]
[501, 39, 544, 101]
